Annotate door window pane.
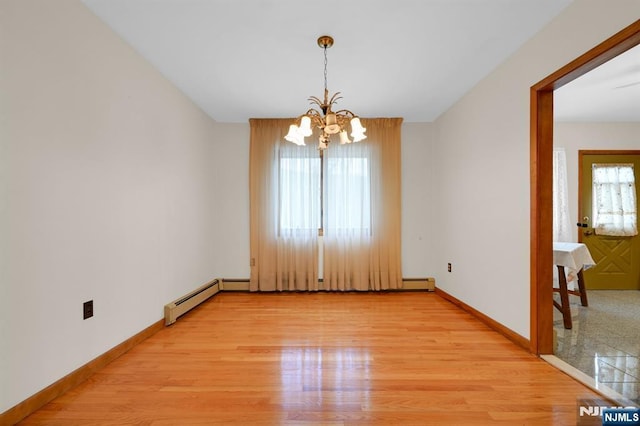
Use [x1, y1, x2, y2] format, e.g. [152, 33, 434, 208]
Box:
[592, 163, 638, 236]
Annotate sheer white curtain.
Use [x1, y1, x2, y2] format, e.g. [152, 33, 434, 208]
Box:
[592, 164, 638, 236]
[250, 118, 402, 292]
[249, 119, 318, 291]
[323, 118, 403, 291]
[553, 147, 573, 242]
[277, 141, 321, 290]
[323, 141, 372, 290]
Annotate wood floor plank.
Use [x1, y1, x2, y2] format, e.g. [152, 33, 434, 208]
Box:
[19, 292, 602, 425]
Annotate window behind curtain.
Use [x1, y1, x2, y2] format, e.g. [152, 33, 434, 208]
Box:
[279, 156, 321, 233]
[592, 163, 638, 236]
[325, 143, 371, 234]
[279, 141, 371, 234]
[249, 117, 403, 292]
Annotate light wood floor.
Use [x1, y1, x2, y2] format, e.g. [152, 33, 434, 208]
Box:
[20, 292, 602, 425]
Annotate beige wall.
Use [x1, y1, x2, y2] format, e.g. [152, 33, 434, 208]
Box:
[433, 1, 640, 338]
[401, 123, 437, 276]
[1, 0, 221, 412]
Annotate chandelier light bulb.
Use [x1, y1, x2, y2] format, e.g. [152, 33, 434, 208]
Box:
[324, 113, 341, 134]
[350, 117, 367, 142]
[318, 133, 329, 150]
[299, 116, 313, 137]
[339, 130, 351, 145]
[285, 124, 305, 146]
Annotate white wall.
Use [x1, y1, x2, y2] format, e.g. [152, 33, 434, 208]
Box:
[208, 122, 438, 280]
[0, 0, 221, 412]
[432, 1, 640, 338]
[210, 123, 251, 277]
[401, 123, 437, 277]
[555, 122, 640, 241]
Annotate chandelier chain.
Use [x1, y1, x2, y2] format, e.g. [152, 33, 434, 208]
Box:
[324, 45, 328, 93]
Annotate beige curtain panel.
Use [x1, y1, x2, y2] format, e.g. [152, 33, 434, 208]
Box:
[249, 117, 403, 291]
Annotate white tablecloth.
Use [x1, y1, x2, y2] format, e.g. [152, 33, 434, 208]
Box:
[553, 242, 595, 269]
[553, 242, 596, 285]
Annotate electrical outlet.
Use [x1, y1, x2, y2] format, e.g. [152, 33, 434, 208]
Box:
[83, 300, 94, 320]
[447, 263, 452, 273]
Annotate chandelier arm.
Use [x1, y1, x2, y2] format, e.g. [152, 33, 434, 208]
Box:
[308, 96, 323, 106]
[304, 108, 323, 118]
[328, 92, 343, 105]
[337, 115, 356, 127]
[292, 109, 322, 122]
[333, 109, 358, 118]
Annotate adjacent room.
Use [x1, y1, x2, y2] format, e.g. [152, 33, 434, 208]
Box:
[550, 45, 640, 405]
[2, 0, 639, 424]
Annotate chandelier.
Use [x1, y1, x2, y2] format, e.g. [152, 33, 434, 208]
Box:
[285, 35, 366, 150]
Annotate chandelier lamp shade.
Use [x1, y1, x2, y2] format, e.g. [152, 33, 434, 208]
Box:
[285, 35, 366, 150]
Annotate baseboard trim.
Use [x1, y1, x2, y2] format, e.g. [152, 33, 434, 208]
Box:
[435, 287, 530, 352]
[0, 319, 164, 425]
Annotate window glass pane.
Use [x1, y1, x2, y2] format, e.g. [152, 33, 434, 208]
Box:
[278, 141, 372, 236]
[279, 156, 320, 232]
[592, 163, 638, 236]
[325, 144, 371, 233]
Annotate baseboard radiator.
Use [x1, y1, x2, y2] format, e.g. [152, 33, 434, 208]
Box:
[164, 277, 434, 325]
[219, 278, 436, 291]
[402, 277, 435, 291]
[164, 279, 220, 325]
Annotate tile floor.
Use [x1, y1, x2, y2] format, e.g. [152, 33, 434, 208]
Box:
[554, 290, 640, 405]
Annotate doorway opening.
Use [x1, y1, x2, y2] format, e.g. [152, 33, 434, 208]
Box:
[530, 20, 640, 355]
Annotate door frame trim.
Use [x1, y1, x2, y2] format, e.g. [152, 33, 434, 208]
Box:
[530, 20, 640, 355]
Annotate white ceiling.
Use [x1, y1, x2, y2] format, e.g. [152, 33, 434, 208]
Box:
[81, 0, 636, 124]
[555, 44, 640, 122]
